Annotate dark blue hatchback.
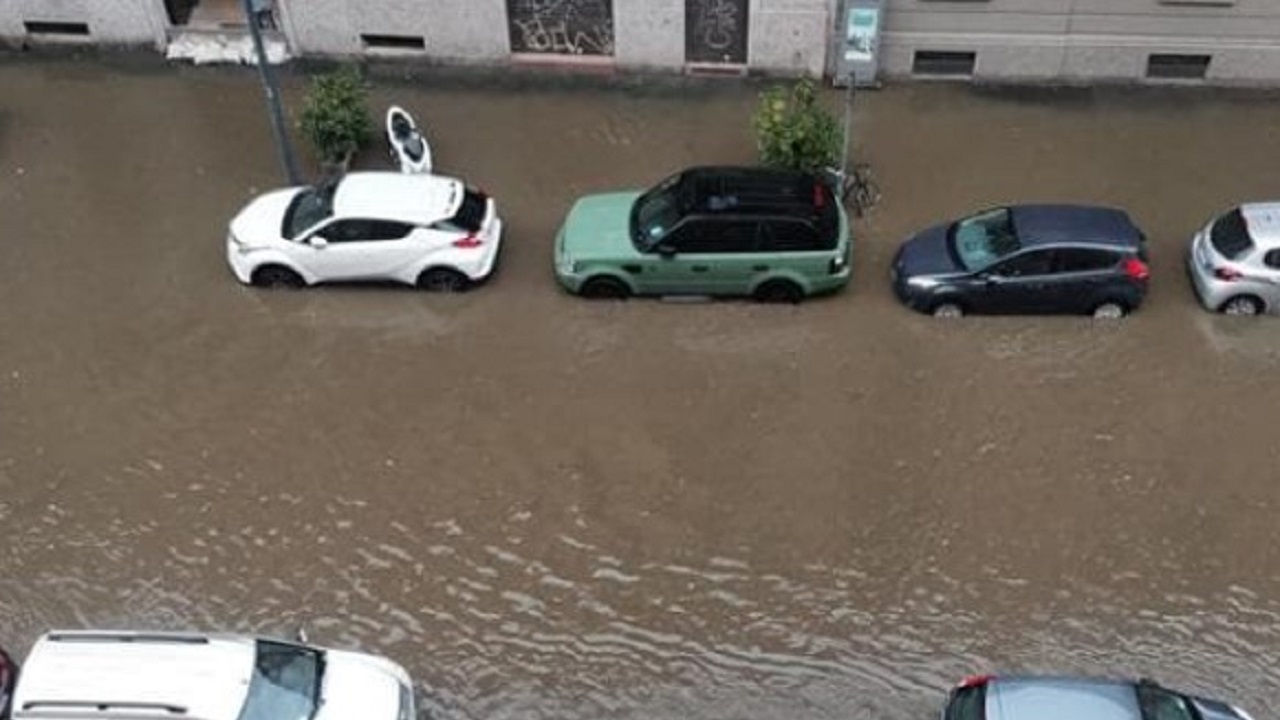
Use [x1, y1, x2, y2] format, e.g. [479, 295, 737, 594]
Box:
[892, 204, 1150, 318]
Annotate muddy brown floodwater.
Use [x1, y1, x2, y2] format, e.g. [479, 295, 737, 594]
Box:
[2, 57, 1280, 720]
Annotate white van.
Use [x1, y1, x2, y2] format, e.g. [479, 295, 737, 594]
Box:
[5, 630, 413, 720]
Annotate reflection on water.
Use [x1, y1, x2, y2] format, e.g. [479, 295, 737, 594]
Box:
[3, 493, 1279, 719]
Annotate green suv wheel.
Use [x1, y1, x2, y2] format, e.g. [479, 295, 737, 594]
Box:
[579, 276, 630, 300]
[753, 279, 804, 304]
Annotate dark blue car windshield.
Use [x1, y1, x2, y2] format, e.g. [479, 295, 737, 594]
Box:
[951, 208, 1020, 271]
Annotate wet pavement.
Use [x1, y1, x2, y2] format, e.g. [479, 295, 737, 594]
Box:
[3, 57, 1280, 719]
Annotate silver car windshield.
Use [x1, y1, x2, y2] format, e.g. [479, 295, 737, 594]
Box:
[952, 207, 1020, 271]
[237, 641, 323, 720]
[1137, 684, 1197, 720]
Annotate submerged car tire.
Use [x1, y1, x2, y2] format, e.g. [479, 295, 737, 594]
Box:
[418, 268, 469, 293]
[753, 279, 805, 304]
[930, 300, 964, 318]
[252, 265, 305, 289]
[1091, 300, 1129, 319]
[579, 276, 631, 300]
[1220, 295, 1263, 316]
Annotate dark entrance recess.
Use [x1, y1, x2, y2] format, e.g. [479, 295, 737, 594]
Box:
[506, 0, 614, 56]
[685, 0, 748, 64]
[165, 0, 199, 25]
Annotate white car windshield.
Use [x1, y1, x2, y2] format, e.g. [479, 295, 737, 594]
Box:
[952, 207, 1021, 271]
[284, 185, 336, 239]
[237, 641, 323, 720]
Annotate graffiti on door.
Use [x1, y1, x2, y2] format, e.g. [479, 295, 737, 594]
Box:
[507, 0, 615, 56]
[685, 0, 748, 64]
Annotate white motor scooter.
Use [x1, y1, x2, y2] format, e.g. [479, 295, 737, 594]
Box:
[385, 106, 433, 174]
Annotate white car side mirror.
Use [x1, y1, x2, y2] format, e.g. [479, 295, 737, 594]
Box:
[308, 236, 328, 249]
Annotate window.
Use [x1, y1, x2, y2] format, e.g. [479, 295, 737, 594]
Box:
[237, 641, 321, 720]
[360, 34, 426, 51]
[669, 219, 760, 254]
[1263, 249, 1280, 269]
[1137, 684, 1196, 720]
[913, 51, 976, 77]
[450, 188, 489, 233]
[762, 219, 825, 252]
[365, 220, 415, 241]
[1054, 248, 1119, 273]
[944, 685, 986, 720]
[318, 219, 408, 243]
[1210, 209, 1254, 259]
[1158, 0, 1235, 7]
[633, 173, 691, 247]
[992, 249, 1053, 277]
[1147, 54, 1211, 80]
[283, 184, 336, 239]
[953, 208, 1019, 270]
[24, 21, 90, 36]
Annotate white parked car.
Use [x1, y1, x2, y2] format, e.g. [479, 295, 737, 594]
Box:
[227, 171, 503, 291]
[7, 630, 414, 720]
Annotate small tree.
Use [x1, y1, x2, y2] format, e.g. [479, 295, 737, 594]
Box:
[751, 78, 841, 173]
[299, 66, 372, 167]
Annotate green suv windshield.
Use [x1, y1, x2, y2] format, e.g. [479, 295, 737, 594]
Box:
[631, 173, 688, 249]
[237, 641, 324, 720]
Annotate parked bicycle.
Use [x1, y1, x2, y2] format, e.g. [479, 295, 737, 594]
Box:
[821, 162, 882, 218]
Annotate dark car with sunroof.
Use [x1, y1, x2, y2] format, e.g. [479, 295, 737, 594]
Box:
[892, 204, 1150, 318]
[942, 674, 1255, 720]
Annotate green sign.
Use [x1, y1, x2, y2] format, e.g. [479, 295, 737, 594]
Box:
[845, 8, 879, 62]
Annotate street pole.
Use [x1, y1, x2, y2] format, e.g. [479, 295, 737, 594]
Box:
[241, 0, 300, 185]
[840, 69, 855, 180]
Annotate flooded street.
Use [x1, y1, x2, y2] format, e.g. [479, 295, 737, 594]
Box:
[3, 58, 1280, 719]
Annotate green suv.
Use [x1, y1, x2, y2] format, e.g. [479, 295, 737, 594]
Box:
[554, 166, 852, 302]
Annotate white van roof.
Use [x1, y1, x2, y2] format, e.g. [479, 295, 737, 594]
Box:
[12, 631, 256, 720]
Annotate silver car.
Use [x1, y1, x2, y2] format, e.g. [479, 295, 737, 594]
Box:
[1188, 203, 1280, 315]
[941, 675, 1255, 720]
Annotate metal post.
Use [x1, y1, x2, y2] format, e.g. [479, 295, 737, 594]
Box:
[241, 0, 300, 185]
[840, 71, 855, 180]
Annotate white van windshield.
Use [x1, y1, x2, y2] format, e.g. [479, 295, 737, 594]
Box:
[237, 641, 323, 720]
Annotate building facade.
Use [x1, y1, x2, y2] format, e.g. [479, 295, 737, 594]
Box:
[4, 0, 1280, 85]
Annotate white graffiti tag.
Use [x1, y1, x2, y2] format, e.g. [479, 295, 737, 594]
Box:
[694, 0, 738, 51]
[510, 0, 615, 55]
[515, 16, 613, 54]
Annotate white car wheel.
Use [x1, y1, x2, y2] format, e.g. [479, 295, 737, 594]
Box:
[252, 265, 305, 289]
[417, 268, 468, 293]
[1221, 296, 1262, 316]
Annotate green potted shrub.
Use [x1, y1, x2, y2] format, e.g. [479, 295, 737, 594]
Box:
[299, 65, 372, 174]
[751, 78, 841, 173]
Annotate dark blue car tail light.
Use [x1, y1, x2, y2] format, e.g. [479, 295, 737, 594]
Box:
[1123, 258, 1150, 282]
